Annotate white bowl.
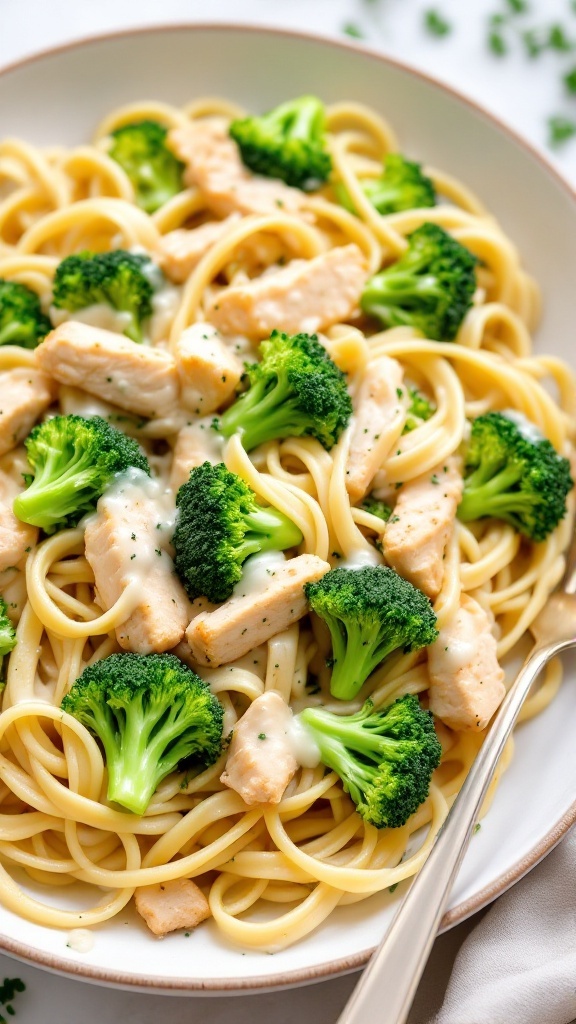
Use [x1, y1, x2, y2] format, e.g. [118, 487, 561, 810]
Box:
[0, 24, 575, 994]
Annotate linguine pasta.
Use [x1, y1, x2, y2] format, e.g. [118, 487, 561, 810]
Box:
[0, 95, 574, 952]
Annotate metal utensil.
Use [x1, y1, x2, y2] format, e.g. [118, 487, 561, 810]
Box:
[337, 530, 576, 1024]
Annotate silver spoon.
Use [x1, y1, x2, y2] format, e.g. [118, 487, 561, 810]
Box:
[337, 529, 576, 1024]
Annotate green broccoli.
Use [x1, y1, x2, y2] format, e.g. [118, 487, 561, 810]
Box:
[173, 461, 303, 603]
[298, 694, 441, 828]
[13, 414, 150, 534]
[61, 653, 223, 815]
[108, 120, 185, 214]
[219, 330, 352, 452]
[403, 386, 436, 433]
[0, 279, 52, 348]
[360, 496, 392, 521]
[457, 410, 573, 541]
[229, 95, 332, 191]
[337, 153, 436, 216]
[360, 223, 478, 341]
[0, 598, 16, 686]
[52, 249, 161, 343]
[304, 565, 438, 701]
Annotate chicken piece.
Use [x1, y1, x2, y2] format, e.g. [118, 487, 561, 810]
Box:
[169, 420, 225, 492]
[175, 324, 242, 416]
[428, 594, 505, 731]
[168, 118, 304, 218]
[346, 356, 407, 504]
[0, 466, 37, 572]
[221, 691, 297, 805]
[35, 322, 179, 420]
[157, 216, 240, 283]
[186, 553, 330, 667]
[383, 457, 463, 601]
[0, 368, 55, 457]
[206, 245, 369, 340]
[84, 476, 190, 654]
[134, 878, 210, 937]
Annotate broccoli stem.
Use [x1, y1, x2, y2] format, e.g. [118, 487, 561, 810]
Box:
[327, 617, 398, 701]
[237, 506, 302, 561]
[362, 271, 443, 305]
[220, 376, 308, 449]
[13, 446, 99, 528]
[0, 322, 34, 345]
[457, 462, 526, 522]
[105, 696, 196, 815]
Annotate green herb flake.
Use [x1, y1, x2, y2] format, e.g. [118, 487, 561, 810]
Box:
[548, 115, 576, 147]
[488, 30, 508, 55]
[258, 732, 267, 740]
[424, 8, 452, 36]
[342, 22, 364, 39]
[564, 66, 576, 92]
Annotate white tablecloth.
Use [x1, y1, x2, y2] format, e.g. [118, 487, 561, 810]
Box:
[0, 2, 575, 1021]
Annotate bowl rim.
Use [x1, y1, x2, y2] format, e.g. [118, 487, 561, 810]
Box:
[0, 20, 575, 993]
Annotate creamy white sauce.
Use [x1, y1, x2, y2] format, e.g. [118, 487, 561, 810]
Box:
[435, 609, 478, 674]
[83, 468, 178, 594]
[58, 385, 124, 422]
[50, 303, 133, 335]
[66, 928, 94, 953]
[286, 715, 321, 768]
[149, 285, 182, 345]
[233, 550, 286, 598]
[501, 409, 545, 445]
[339, 546, 382, 570]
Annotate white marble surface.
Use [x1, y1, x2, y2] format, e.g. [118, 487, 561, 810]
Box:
[0, 1, 574, 1021]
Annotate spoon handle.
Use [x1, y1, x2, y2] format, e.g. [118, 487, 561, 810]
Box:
[337, 641, 566, 1024]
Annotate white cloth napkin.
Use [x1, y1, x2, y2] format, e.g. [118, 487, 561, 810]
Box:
[421, 827, 576, 1024]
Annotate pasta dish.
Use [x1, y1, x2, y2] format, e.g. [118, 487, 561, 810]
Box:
[0, 92, 573, 953]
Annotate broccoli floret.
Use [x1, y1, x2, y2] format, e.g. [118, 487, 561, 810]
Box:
[173, 462, 303, 603]
[360, 496, 392, 521]
[0, 279, 51, 348]
[13, 414, 150, 534]
[108, 119, 185, 214]
[337, 153, 436, 217]
[298, 694, 441, 828]
[61, 653, 223, 815]
[403, 386, 436, 433]
[0, 597, 16, 686]
[229, 95, 332, 191]
[304, 565, 438, 701]
[457, 410, 573, 541]
[52, 249, 160, 343]
[360, 223, 478, 341]
[219, 330, 352, 452]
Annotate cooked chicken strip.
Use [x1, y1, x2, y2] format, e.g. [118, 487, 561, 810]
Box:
[186, 553, 330, 666]
[383, 457, 463, 600]
[84, 473, 190, 654]
[0, 466, 37, 572]
[346, 356, 407, 504]
[0, 368, 55, 457]
[35, 322, 179, 420]
[157, 216, 240, 283]
[175, 323, 242, 416]
[221, 691, 297, 805]
[169, 118, 304, 218]
[206, 245, 368, 340]
[428, 594, 505, 731]
[169, 420, 225, 493]
[134, 879, 210, 937]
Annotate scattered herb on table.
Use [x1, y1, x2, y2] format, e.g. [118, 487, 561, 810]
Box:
[0, 978, 25, 1022]
[423, 9, 452, 37]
